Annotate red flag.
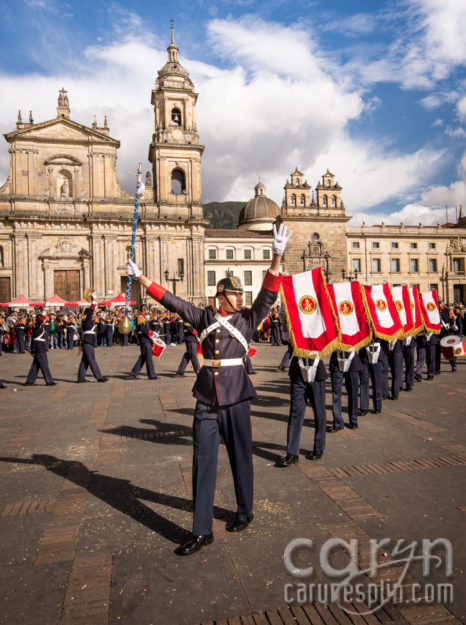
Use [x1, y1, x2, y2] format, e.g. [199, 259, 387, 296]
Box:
[363, 283, 403, 340]
[281, 268, 340, 357]
[409, 286, 424, 335]
[391, 285, 414, 338]
[327, 281, 372, 351]
[419, 290, 441, 333]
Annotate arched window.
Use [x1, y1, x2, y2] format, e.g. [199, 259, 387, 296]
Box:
[171, 169, 186, 194]
[291, 194, 296, 206]
[331, 195, 336, 207]
[171, 107, 182, 126]
[300, 194, 305, 206]
[58, 169, 72, 198]
[312, 232, 320, 241]
[322, 195, 328, 208]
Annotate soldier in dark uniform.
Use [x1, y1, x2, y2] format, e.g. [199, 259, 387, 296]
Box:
[125, 223, 290, 556]
[77, 295, 108, 383]
[65, 314, 76, 350]
[329, 350, 361, 430]
[129, 313, 158, 380]
[176, 314, 185, 344]
[162, 314, 172, 346]
[426, 332, 439, 379]
[24, 313, 56, 386]
[15, 314, 27, 353]
[383, 339, 403, 400]
[270, 308, 282, 346]
[401, 335, 416, 391]
[278, 352, 327, 466]
[175, 321, 200, 377]
[105, 312, 114, 347]
[360, 341, 383, 413]
[414, 332, 427, 381]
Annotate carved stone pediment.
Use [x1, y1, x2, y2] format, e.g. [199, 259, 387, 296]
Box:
[44, 154, 82, 167]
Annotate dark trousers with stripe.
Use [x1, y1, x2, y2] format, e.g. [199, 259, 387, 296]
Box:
[26, 352, 53, 384]
[388, 350, 403, 396]
[78, 344, 103, 381]
[192, 400, 253, 535]
[331, 369, 359, 426]
[402, 343, 416, 388]
[131, 342, 157, 378]
[359, 361, 370, 411]
[287, 378, 326, 455]
[415, 345, 426, 376]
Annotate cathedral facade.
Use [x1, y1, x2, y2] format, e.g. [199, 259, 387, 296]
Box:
[0, 27, 207, 305]
[1, 29, 465, 306]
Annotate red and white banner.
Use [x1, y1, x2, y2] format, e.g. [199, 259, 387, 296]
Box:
[327, 281, 372, 351]
[409, 286, 424, 335]
[391, 285, 414, 338]
[281, 268, 340, 357]
[363, 283, 403, 340]
[419, 289, 441, 333]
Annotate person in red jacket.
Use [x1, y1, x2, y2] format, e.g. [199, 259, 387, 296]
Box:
[125, 224, 291, 556]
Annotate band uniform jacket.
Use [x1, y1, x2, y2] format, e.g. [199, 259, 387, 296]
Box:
[31, 322, 47, 354]
[147, 271, 281, 407]
[137, 316, 152, 346]
[82, 307, 97, 346]
[183, 322, 198, 343]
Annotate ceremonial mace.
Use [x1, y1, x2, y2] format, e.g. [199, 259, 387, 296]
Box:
[119, 163, 145, 335]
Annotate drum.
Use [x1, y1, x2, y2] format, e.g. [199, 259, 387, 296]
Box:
[152, 337, 166, 359]
[440, 335, 465, 359]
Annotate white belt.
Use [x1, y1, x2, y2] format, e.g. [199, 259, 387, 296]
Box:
[203, 358, 244, 368]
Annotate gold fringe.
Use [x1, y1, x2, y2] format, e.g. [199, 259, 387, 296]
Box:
[281, 270, 342, 358]
[339, 332, 373, 353]
[362, 284, 403, 342]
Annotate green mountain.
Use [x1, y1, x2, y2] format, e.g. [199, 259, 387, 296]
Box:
[203, 201, 245, 230]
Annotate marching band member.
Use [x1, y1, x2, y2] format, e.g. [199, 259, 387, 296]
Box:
[24, 313, 56, 386]
[128, 311, 158, 380]
[125, 223, 290, 556]
[175, 321, 200, 377]
[77, 294, 108, 383]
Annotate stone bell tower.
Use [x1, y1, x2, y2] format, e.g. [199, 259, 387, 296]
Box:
[278, 168, 350, 280]
[148, 24, 204, 219]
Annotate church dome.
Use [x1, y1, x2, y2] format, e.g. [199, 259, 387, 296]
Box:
[238, 181, 281, 232]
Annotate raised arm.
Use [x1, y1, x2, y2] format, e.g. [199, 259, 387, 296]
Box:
[126, 260, 204, 329]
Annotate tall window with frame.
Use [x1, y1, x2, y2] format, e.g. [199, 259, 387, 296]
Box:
[391, 258, 400, 273]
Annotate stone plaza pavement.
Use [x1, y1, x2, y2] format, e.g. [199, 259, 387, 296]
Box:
[0, 343, 465, 625]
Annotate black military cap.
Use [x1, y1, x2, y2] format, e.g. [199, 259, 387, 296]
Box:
[215, 275, 243, 297]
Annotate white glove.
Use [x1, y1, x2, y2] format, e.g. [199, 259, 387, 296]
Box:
[272, 223, 292, 256]
[91, 291, 97, 302]
[126, 259, 141, 278]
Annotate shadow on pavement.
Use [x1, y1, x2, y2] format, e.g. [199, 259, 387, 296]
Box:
[0, 454, 233, 544]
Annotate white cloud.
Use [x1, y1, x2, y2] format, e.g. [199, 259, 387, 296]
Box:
[348, 204, 447, 227]
[0, 13, 461, 218]
[458, 96, 466, 122]
[348, 0, 466, 90]
[311, 136, 445, 212]
[349, 149, 466, 226]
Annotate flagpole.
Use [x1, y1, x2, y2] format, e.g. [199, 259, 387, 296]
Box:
[119, 163, 144, 335]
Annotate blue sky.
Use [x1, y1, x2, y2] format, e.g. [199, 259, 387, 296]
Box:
[0, 0, 465, 225]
